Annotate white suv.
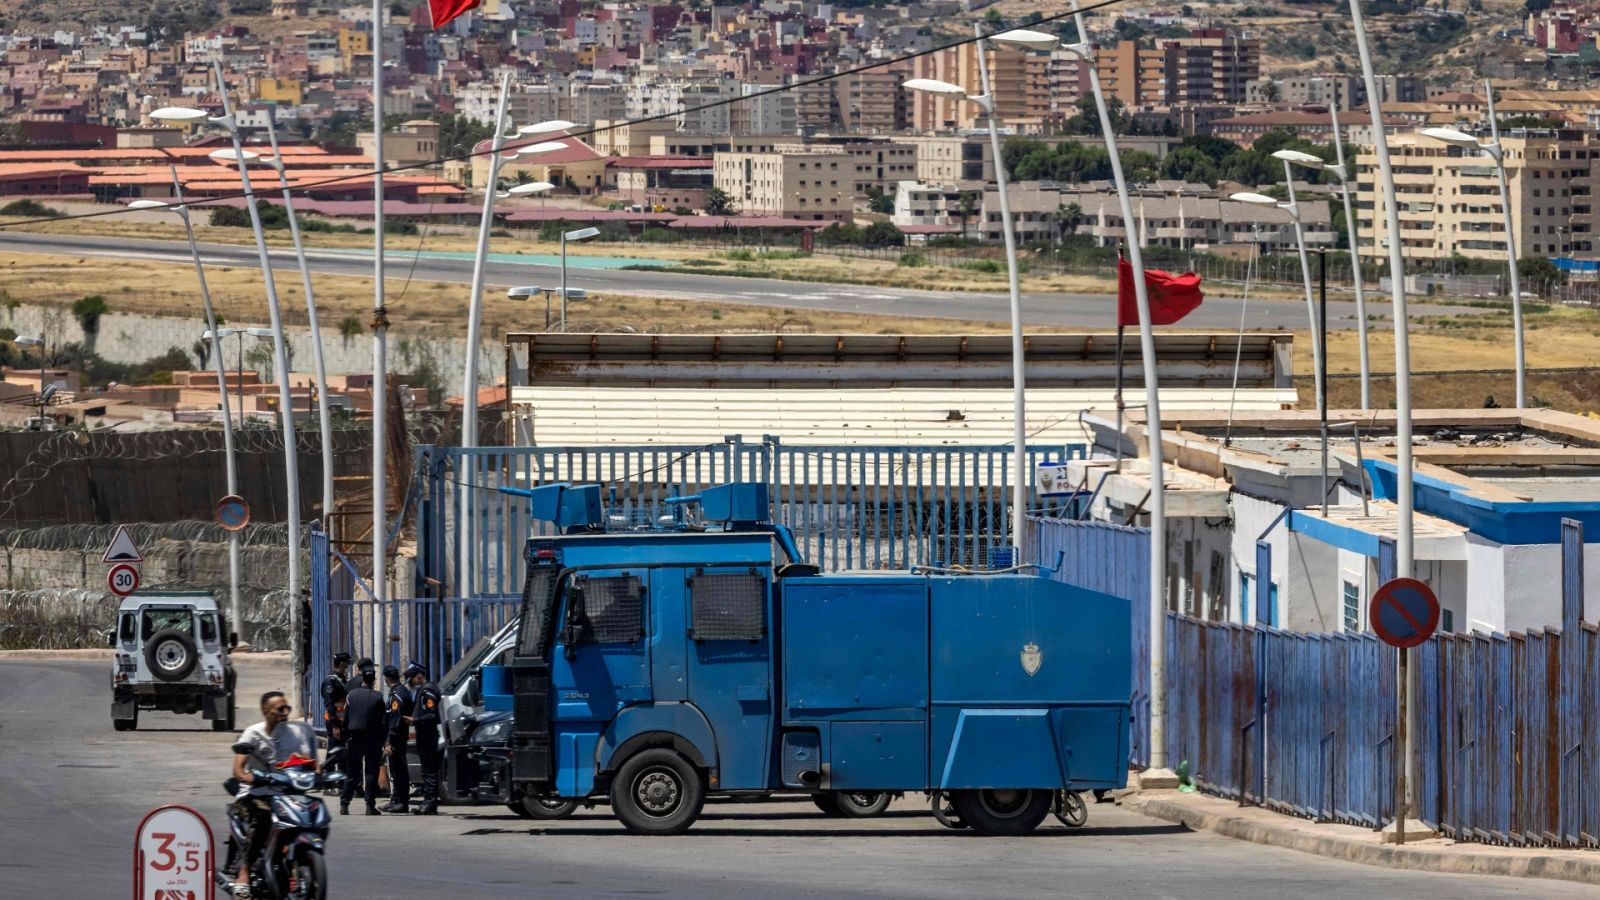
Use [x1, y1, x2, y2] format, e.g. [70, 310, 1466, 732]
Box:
[108, 592, 236, 732]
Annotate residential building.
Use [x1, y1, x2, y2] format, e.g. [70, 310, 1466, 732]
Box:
[713, 144, 853, 220]
[1091, 30, 1260, 108]
[909, 42, 1049, 132]
[890, 133, 993, 184]
[1354, 129, 1600, 261]
[358, 118, 440, 168]
[610, 156, 714, 211]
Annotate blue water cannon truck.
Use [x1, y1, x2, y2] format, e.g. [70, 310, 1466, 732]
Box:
[489, 481, 1131, 835]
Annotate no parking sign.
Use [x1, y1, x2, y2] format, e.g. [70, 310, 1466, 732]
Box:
[133, 804, 214, 900]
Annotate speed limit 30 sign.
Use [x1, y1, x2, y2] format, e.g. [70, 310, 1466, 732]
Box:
[134, 804, 214, 899]
[108, 563, 141, 598]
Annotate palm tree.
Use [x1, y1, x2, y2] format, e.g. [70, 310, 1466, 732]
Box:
[1055, 202, 1084, 242]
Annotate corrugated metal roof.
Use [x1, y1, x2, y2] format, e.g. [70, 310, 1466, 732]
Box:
[509, 386, 1296, 447]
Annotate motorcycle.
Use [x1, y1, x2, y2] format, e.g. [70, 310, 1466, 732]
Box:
[218, 745, 346, 900]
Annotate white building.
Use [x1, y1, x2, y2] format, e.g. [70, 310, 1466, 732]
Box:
[1068, 408, 1600, 635]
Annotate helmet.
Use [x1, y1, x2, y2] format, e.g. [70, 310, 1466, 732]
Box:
[333, 652, 352, 666]
[403, 661, 428, 680]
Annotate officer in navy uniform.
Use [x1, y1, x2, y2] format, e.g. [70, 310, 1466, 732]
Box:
[405, 662, 442, 815]
[340, 662, 386, 815]
[381, 664, 412, 814]
[347, 656, 374, 693]
[319, 652, 352, 776]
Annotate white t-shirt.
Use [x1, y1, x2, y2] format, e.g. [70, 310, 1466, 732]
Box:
[236, 720, 317, 798]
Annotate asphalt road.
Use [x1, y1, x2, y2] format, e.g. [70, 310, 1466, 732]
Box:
[0, 230, 1486, 330]
[0, 658, 1577, 899]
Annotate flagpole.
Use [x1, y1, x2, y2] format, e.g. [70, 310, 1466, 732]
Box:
[1114, 323, 1126, 473]
[370, 0, 388, 653]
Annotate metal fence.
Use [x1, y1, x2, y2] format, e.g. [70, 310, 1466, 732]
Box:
[416, 437, 1087, 598]
[1166, 519, 1598, 848]
[1031, 516, 1152, 769]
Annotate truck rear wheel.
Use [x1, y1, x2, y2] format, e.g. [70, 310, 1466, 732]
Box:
[610, 748, 704, 835]
[949, 789, 1051, 836]
[113, 710, 138, 731]
[512, 796, 578, 820]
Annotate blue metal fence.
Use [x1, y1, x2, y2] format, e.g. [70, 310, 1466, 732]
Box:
[1167, 518, 1598, 847]
[416, 437, 1087, 597]
[1031, 516, 1152, 768]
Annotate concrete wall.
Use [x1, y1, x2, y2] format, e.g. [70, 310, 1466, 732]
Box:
[4, 303, 500, 384]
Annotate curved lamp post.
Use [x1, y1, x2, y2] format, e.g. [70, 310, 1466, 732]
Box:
[997, 17, 1173, 777]
[903, 62, 1030, 561]
[258, 118, 336, 523]
[152, 66, 304, 706]
[130, 184, 242, 634]
[1421, 123, 1525, 408]
[1268, 149, 1326, 409]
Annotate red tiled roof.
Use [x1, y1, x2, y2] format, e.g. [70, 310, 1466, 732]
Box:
[472, 133, 605, 165]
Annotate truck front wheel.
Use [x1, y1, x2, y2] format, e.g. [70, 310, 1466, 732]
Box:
[949, 789, 1051, 836]
[610, 748, 705, 835]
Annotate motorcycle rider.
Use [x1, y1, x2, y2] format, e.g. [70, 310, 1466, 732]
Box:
[406, 662, 442, 815]
[231, 691, 317, 899]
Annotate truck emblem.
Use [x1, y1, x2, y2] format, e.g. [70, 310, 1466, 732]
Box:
[1021, 643, 1042, 676]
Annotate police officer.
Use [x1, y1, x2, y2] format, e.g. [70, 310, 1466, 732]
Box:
[405, 662, 442, 815]
[319, 652, 352, 776]
[347, 656, 375, 693]
[381, 664, 412, 814]
[339, 661, 385, 815]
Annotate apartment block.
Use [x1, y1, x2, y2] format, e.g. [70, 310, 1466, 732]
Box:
[1092, 30, 1259, 108]
[1354, 130, 1600, 261]
[713, 144, 853, 220]
[889, 133, 993, 185]
[909, 43, 1049, 132]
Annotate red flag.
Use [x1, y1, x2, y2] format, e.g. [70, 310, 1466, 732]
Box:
[428, 0, 479, 28]
[1117, 257, 1203, 327]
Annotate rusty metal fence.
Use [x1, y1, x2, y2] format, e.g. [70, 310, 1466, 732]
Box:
[1167, 519, 1598, 848]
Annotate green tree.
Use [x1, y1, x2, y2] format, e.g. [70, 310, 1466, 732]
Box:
[1160, 146, 1221, 186]
[339, 315, 363, 348]
[705, 186, 738, 216]
[71, 295, 109, 340]
[1518, 255, 1562, 295]
[1055, 202, 1084, 241]
[866, 185, 895, 215]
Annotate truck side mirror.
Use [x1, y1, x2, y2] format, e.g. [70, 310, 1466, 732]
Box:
[562, 585, 586, 660]
[228, 632, 239, 650]
[466, 674, 482, 707]
[106, 629, 117, 648]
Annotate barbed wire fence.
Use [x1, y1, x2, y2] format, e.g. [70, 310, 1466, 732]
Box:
[1, 519, 302, 650]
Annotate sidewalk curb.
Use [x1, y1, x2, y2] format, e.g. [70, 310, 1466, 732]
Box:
[0, 649, 289, 667]
[1124, 794, 1600, 887]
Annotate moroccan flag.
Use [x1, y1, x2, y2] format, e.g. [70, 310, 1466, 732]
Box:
[1117, 257, 1204, 327]
[429, 0, 479, 28]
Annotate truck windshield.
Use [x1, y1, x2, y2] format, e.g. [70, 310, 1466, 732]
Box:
[441, 633, 498, 693]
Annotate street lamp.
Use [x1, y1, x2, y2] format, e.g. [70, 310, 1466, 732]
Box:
[903, 58, 1030, 561]
[558, 226, 600, 331]
[152, 63, 305, 707]
[1347, 0, 1418, 843]
[1006, 11, 1173, 780]
[1421, 119, 1526, 408]
[517, 119, 577, 136]
[459, 75, 513, 602]
[259, 117, 336, 523]
[1275, 106, 1373, 408]
[130, 172, 243, 634]
[1268, 149, 1326, 410]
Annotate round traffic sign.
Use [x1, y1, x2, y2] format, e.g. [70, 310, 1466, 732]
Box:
[1369, 577, 1440, 649]
[107, 563, 141, 598]
[216, 494, 250, 532]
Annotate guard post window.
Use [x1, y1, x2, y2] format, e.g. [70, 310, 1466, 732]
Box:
[1342, 578, 1361, 632]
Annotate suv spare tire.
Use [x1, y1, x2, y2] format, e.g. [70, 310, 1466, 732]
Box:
[145, 628, 199, 682]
